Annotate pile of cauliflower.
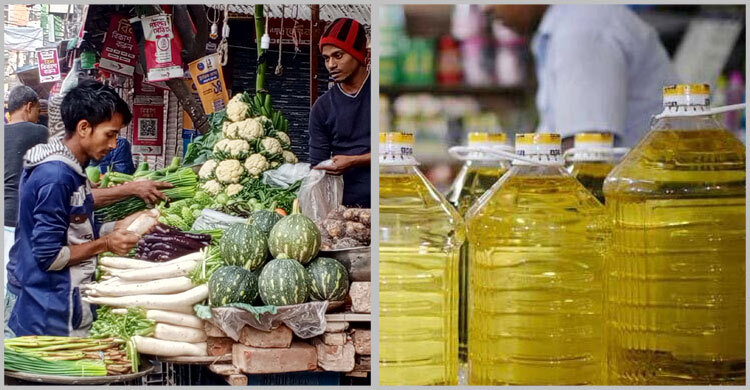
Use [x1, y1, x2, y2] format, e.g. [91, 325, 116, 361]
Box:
[198, 94, 299, 198]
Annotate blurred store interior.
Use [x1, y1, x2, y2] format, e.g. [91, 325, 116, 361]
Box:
[379, 4, 746, 191]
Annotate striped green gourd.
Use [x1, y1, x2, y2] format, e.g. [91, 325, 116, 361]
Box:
[248, 209, 284, 237]
[258, 258, 309, 306]
[220, 223, 268, 271]
[268, 199, 321, 264]
[306, 257, 349, 301]
[208, 265, 259, 307]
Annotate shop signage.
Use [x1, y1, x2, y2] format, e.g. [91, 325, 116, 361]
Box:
[100, 15, 138, 76]
[36, 48, 61, 83]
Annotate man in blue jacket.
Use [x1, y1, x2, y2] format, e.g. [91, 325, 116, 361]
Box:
[6, 81, 147, 337]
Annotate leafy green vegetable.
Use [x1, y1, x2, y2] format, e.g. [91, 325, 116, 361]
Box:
[183, 110, 227, 167]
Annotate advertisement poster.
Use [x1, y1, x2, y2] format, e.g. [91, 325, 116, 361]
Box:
[36, 48, 61, 83]
[141, 13, 184, 82]
[188, 53, 229, 114]
[132, 104, 164, 155]
[99, 15, 138, 76]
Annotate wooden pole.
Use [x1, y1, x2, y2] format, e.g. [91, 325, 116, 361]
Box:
[254, 5, 266, 93]
[309, 5, 320, 106]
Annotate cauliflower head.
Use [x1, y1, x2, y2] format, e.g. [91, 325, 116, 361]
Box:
[226, 94, 251, 122]
[222, 121, 240, 139]
[213, 138, 231, 154]
[215, 159, 244, 184]
[282, 150, 298, 164]
[275, 131, 291, 148]
[198, 159, 219, 180]
[244, 153, 269, 177]
[226, 139, 250, 158]
[235, 118, 264, 142]
[202, 180, 223, 196]
[260, 137, 283, 156]
[225, 183, 244, 197]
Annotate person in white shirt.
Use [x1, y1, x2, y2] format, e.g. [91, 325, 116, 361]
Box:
[489, 4, 680, 147]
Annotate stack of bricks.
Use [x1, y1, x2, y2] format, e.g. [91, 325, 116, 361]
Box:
[206, 321, 318, 382]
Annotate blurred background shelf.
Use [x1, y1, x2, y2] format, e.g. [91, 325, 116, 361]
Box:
[380, 85, 529, 98]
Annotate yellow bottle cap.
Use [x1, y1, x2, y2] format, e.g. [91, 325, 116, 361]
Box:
[663, 83, 711, 96]
[468, 132, 507, 144]
[515, 133, 561, 146]
[379, 132, 415, 145]
[575, 132, 614, 145]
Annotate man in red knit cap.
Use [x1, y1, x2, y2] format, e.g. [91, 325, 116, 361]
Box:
[309, 17, 371, 208]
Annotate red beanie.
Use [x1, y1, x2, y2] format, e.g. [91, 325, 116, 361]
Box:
[319, 18, 368, 64]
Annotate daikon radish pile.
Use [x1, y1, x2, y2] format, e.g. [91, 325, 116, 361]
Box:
[132, 336, 207, 357]
[154, 323, 207, 343]
[108, 258, 199, 281]
[90, 277, 195, 297]
[83, 285, 208, 311]
[146, 310, 204, 329]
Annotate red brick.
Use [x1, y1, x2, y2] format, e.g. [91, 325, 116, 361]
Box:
[232, 342, 317, 374]
[321, 332, 347, 346]
[351, 329, 371, 355]
[204, 321, 227, 338]
[313, 339, 355, 372]
[325, 321, 349, 333]
[349, 282, 371, 313]
[206, 337, 235, 356]
[238, 324, 293, 348]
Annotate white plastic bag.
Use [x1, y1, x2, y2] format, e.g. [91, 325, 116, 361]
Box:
[191, 209, 247, 231]
[262, 163, 311, 189]
[298, 160, 344, 222]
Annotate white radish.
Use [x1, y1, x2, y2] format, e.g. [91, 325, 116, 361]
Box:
[108, 260, 199, 281]
[146, 310, 204, 329]
[88, 276, 195, 297]
[154, 323, 207, 343]
[132, 336, 207, 357]
[98, 265, 119, 274]
[99, 251, 202, 270]
[127, 209, 160, 236]
[111, 308, 128, 315]
[82, 284, 208, 311]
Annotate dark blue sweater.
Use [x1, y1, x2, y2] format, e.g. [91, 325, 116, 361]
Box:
[308, 76, 371, 208]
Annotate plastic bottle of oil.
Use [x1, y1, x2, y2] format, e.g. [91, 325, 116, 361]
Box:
[379, 132, 464, 386]
[565, 132, 616, 204]
[446, 131, 511, 380]
[604, 84, 746, 385]
[466, 133, 608, 385]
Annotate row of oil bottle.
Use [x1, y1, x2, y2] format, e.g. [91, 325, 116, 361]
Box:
[379, 84, 746, 385]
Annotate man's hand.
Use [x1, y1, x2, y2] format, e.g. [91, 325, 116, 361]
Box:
[313, 154, 370, 175]
[125, 180, 174, 205]
[104, 229, 141, 256]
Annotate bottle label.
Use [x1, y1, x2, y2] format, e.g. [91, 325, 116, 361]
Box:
[379, 142, 419, 166]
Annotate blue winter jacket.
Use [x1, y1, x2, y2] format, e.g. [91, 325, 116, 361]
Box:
[7, 138, 114, 336]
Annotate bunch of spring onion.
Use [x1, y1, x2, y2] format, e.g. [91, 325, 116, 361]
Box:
[95, 167, 198, 223]
[4, 336, 132, 376]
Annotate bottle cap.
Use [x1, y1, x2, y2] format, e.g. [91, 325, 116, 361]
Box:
[514, 133, 562, 165]
[663, 84, 711, 107]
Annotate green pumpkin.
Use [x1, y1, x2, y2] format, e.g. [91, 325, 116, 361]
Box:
[268, 200, 321, 264]
[306, 257, 349, 301]
[258, 258, 309, 306]
[208, 266, 259, 307]
[220, 223, 268, 271]
[248, 209, 284, 237]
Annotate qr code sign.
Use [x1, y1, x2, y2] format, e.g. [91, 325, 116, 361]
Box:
[138, 118, 158, 140]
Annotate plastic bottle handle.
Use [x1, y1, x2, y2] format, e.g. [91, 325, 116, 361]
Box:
[562, 147, 630, 160]
[654, 103, 746, 120]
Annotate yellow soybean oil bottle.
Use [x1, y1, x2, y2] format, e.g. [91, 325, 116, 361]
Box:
[446, 132, 511, 380]
[379, 132, 464, 386]
[565, 132, 617, 203]
[466, 133, 608, 385]
[604, 84, 746, 385]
